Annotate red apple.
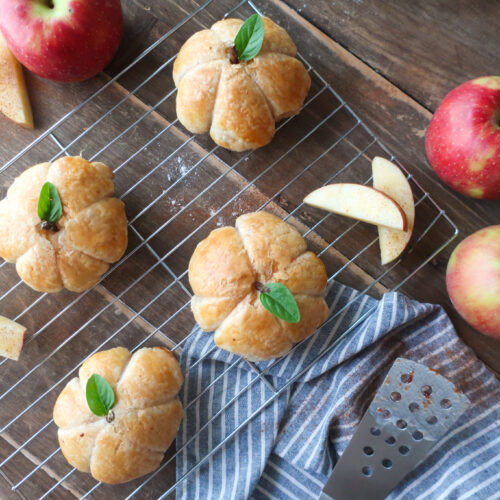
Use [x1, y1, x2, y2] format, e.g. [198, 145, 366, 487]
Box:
[0, 0, 123, 83]
[425, 76, 500, 199]
[446, 225, 500, 339]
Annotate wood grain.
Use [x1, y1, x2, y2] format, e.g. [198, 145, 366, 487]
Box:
[267, 0, 500, 372]
[0, 0, 498, 498]
[284, 0, 500, 110]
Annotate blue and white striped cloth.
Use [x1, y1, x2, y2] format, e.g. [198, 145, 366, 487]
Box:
[176, 281, 500, 499]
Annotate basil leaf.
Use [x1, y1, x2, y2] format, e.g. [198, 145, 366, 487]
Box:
[86, 374, 115, 417]
[234, 14, 265, 61]
[38, 182, 62, 224]
[259, 282, 301, 323]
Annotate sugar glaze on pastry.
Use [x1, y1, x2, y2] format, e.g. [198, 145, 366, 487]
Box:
[173, 17, 311, 152]
[189, 212, 329, 361]
[0, 156, 128, 293]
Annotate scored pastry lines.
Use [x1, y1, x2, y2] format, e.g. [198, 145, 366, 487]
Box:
[62, 349, 182, 465]
[207, 62, 225, 139]
[176, 18, 305, 136]
[187, 213, 330, 361]
[209, 20, 289, 123]
[212, 220, 321, 346]
[175, 58, 222, 92]
[242, 54, 310, 122]
[242, 64, 277, 122]
[49, 204, 109, 286]
[3, 160, 118, 288]
[173, 28, 225, 84]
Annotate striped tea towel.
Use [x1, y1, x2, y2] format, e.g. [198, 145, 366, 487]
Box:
[176, 281, 500, 499]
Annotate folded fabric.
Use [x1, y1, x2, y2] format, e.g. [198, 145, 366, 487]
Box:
[176, 281, 500, 499]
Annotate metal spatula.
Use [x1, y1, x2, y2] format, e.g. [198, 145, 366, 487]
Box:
[320, 358, 471, 500]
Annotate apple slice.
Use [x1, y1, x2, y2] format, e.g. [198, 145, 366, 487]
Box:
[372, 157, 415, 265]
[0, 315, 26, 361]
[0, 32, 33, 128]
[304, 183, 407, 230]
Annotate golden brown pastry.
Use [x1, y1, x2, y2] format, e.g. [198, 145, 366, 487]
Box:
[173, 17, 311, 151]
[53, 346, 184, 485]
[189, 212, 329, 361]
[0, 157, 128, 293]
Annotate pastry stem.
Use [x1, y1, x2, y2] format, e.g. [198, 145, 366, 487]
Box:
[255, 281, 270, 294]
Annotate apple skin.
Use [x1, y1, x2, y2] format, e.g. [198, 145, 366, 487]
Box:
[425, 76, 500, 199]
[0, 0, 123, 83]
[446, 225, 500, 339]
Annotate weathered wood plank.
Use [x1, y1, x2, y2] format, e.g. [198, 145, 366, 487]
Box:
[0, 0, 498, 498]
[0, 62, 391, 500]
[284, 0, 500, 111]
[261, 0, 500, 373]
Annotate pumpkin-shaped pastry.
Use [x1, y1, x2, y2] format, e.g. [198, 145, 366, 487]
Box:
[53, 346, 184, 485]
[0, 156, 128, 293]
[173, 17, 311, 151]
[189, 212, 329, 361]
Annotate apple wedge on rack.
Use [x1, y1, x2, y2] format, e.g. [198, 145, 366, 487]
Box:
[372, 157, 415, 264]
[0, 315, 26, 361]
[0, 31, 33, 128]
[304, 183, 407, 230]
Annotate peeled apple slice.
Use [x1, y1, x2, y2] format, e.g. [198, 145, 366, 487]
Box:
[0, 31, 33, 128]
[304, 183, 407, 230]
[372, 157, 415, 265]
[0, 315, 26, 360]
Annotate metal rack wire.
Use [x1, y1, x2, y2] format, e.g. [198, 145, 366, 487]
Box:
[0, 0, 458, 498]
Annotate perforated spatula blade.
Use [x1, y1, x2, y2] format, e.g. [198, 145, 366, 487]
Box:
[320, 358, 470, 500]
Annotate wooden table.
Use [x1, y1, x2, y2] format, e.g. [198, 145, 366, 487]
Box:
[279, 0, 500, 372]
[0, 0, 499, 498]
[4, 0, 496, 367]
[282, 0, 500, 373]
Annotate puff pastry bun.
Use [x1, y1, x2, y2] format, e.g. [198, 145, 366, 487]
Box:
[189, 212, 329, 361]
[173, 17, 311, 151]
[0, 157, 128, 293]
[53, 346, 184, 485]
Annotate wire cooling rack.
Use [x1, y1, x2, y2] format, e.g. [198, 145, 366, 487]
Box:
[0, 0, 458, 498]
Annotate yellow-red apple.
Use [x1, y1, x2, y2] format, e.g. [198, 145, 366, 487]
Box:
[425, 76, 500, 199]
[446, 225, 500, 339]
[0, 0, 122, 83]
